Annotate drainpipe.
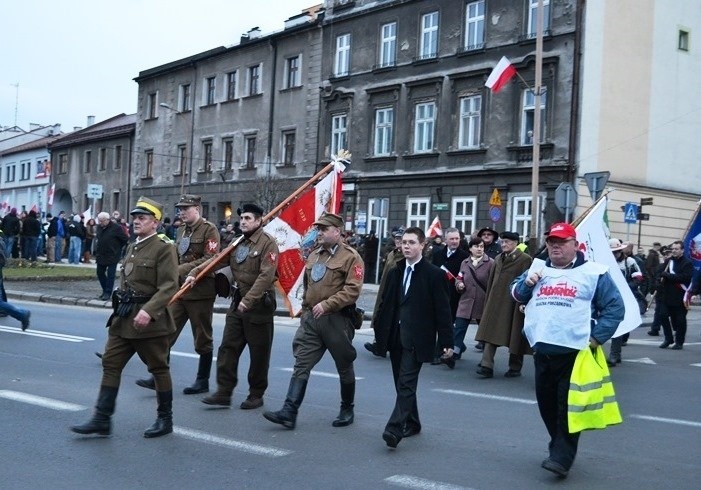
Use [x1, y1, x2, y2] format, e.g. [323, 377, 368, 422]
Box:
[568, 0, 585, 183]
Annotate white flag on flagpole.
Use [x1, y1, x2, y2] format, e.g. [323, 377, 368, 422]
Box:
[575, 197, 642, 337]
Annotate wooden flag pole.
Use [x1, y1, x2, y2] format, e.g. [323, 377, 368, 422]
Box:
[168, 159, 344, 305]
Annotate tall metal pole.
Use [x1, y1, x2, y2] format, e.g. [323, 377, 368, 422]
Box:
[530, 0, 544, 250]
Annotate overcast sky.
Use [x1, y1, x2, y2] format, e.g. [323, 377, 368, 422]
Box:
[1, 0, 317, 131]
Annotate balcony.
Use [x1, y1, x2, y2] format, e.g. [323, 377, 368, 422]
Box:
[412, 52, 438, 65]
[372, 60, 397, 73]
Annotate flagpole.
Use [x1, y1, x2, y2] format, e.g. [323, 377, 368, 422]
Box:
[168, 159, 347, 305]
[529, 0, 544, 253]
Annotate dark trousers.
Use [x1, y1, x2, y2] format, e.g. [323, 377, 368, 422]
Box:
[22, 236, 38, 261]
[96, 263, 118, 296]
[534, 351, 581, 470]
[385, 347, 422, 436]
[101, 334, 172, 391]
[661, 302, 688, 345]
[216, 310, 274, 397]
[169, 298, 215, 354]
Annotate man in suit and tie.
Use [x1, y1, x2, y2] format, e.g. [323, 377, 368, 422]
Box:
[372, 227, 453, 448]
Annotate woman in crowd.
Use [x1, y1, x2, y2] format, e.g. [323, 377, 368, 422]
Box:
[83, 218, 96, 263]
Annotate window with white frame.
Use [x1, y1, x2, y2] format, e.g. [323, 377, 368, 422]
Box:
[465, 1, 485, 50]
[451, 197, 477, 233]
[20, 161, 30, 180]
[407, 197, 430, 231]
[248, 64, 261, 96]
[521, 88, 547, 145]
[414, 102, 435, 153]
[205, 76, 216, 105]
[420, 11, 439, 59]
[245, 136, 256, 168]
[331, 113, 348, 156]
[202, 141, 213, 172]
[226, 72, 237, 101]
[334, 34, 351, 77]
[527, 0, 551, 37]
[147, 92, 158, 119]
[223, 139, 233, 170]
[379, 22, 397, 67]
[282, 131, 296, 165]
[178, 145, 187, 174]
[180, 83, 191, 111]
[374, 107, 394, 156]
[509, 194, 544, 242]
[285, 56, 301, 88]
[458, 95, 481, 149]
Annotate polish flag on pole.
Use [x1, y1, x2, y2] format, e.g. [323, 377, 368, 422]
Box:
[47, 184, 56, 206]
[427, 216, 443, 238]
[485, 56, 517, 93]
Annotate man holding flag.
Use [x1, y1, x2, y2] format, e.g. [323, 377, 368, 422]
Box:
[657, 240, 693, 349]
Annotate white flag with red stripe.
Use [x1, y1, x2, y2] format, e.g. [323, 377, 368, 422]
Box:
[485, 56, 517, 93]
[427, 216, 442, 238]
[265, 160, 345, 316]
[47, 184, 56, 206]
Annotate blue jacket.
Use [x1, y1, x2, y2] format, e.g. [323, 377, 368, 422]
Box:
[511, 251, 624, 355]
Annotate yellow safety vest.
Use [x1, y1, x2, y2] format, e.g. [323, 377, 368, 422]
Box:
[567, 345, 622, 433]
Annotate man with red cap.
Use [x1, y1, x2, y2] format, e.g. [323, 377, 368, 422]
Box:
[511, 222, 624, 479]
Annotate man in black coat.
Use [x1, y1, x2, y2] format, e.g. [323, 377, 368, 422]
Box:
[95, 212, 129, 300]
[657, 240, 694, 349]
[373, 226, 453, 449]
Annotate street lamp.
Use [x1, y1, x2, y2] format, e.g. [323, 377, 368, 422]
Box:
[159, 102, 194, 195]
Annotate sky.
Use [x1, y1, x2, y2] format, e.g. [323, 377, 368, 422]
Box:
[1, 0, 318, 132]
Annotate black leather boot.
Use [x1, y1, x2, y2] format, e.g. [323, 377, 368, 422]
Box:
[135, 375, 156, 390]
[263, 377, 307, 429]
[144, 390, 173, 438]
[332, 382, 355, 427]
[183, 352, 212, 395]
[71, 385, 118, 436]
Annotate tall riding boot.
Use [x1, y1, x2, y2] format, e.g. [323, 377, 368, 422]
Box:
[143, 390, 173, 438]
[135, 375, 156, 390]
[263, 377, 307, 429]
[183, 351, 212, 394]
[71, 385, 118, 436]
[332, 382, 355, 427]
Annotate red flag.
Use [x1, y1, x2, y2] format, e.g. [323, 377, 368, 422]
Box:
[485, 56, 517, 93]
[427, 216, 442, 238]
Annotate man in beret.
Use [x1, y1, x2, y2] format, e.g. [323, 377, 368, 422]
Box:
[191, 203, 279, 409]
[135, 194, 221, 395]
[71, 197, 179, 438]
[475, 230, 532, 378]
[264, 212, 364, 429]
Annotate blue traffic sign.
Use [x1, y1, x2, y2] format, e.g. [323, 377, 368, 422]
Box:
[623, 202, 638, 224]
[489, 206, 502, 223]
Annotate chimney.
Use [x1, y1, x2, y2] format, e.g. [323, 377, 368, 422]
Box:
[248, 27, 261, 39]
[87, 115, 95, 126]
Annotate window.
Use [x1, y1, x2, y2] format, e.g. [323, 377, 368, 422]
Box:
[334, 34, 351, 77]
[285, 56, 301, 88]
[147, 92, 157, 119]
[419, 11, 439, 59]
[458, 95, 481, 149]
[205, 76, 216, 105]
[248, 64, 261, 96]
[679, 29, 690, 51]
[180, 84, 191, 111]
[58, 154, 68, 174]
[379, 22, 397, 67]
[521, 88, 547, 145]
[20, 161, 30, 180]
[527, 0, 551, 38]
[145, 150, 154, 178]
[178, 145, 187, 175]
[407, 197, 430, 231]
[414, 102, 436, 153]
[84, 151, 92, 173]
[282, 131, 296, 165]
[509, 195, 543, 242]
[465, 1, 485, 50]
[374, 107, 394, 156]
[114, 145, 122, 169]
[223, 139, 233, 170]
[112, 192, 120, 214]
[202, 141, 213, 172]
[330, 114, 348, 156]
[451, 197, 477, 233]
[226, 71, 237, 100]
[99, 148, 107, 171]
[5, 164, 16, 182]
[245, 136, 256, 169]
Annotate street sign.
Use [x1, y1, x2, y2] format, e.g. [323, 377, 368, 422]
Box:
[623, 202, 638, 224]
[583, 171, 610, 200]
[554, 182, 577, 214]
[432, 203, 449, 211]
[87, 183, 103, 199]
[637, 213, 650, 221]
[489, 206, 501, 223]
[489, 188, 502, 207]
[640, 197, 653, 206]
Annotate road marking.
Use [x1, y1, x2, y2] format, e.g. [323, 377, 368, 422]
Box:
[385, 474, 474, 490]
[625, 357, 656, 364]
[173, 427, 291, 457]
[433, 389, 537, 405]
[629, 414, 701, 428]
[0, 390, 86, 411]
[171, 350, 219, 361]
[691, 363, 701, 368]
[0, 326, 94, 342]
[278, 367, 364, 380]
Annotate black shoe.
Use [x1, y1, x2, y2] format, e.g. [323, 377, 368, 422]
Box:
[647, 330, 660, 336]
[364, 342, 386, 358]
[430, 357, 442, 365]
[143, 417, 173, 438]
[135, 377, 156, 390]
[95, 352, 103, 359]
[476, 366, 493, 378]
[440, 355, 455, 369]
[402, 425, 421, 438]
[70, 415, 111, 436]
[474, 342, 484, 351]
[183, 378, 209, 395]
[382, 430, 401, 448]
[659, 340, 672, 349]
[671, 344, 683, 350]
[21, 311, 31, 331]
[504, 369, 522, 378]
[541, 458, 568, 479]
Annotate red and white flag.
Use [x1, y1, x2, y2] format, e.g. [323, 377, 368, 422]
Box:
[47, 184, 56, 206]
[485, 56, 517, 93]
[427, 216, 442, 238]
[264, 160, 345, 316]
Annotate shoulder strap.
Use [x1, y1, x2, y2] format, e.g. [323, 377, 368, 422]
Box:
[468, 266, 487, 292]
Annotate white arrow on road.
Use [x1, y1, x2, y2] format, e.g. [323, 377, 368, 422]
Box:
[625, 357, 656, 365]
[0, 325, 94, 342]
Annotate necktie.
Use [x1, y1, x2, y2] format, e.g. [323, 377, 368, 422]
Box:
[403, 266, 412, 296]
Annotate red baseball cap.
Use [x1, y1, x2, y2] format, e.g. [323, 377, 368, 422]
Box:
[547, 222, 577, 240]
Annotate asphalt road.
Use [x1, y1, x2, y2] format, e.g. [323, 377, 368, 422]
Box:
[1, 301, 700, 489]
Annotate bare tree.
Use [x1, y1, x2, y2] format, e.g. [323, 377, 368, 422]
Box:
[250, 175, 296, 212]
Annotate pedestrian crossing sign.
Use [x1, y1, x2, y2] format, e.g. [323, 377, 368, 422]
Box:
[623, 202, 638, 224]
[489, 188, 502, 207]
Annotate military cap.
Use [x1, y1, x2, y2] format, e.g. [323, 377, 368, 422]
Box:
[237, 203, 264, 217]
[391, 226, 406, 238]
[313, 212, 343, 229]
[175, 194, 202, 208]
[130, 196, 163, 221]
[500, 231, 520, 242]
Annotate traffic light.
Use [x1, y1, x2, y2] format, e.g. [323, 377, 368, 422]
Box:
[640, 197, 653, 206]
